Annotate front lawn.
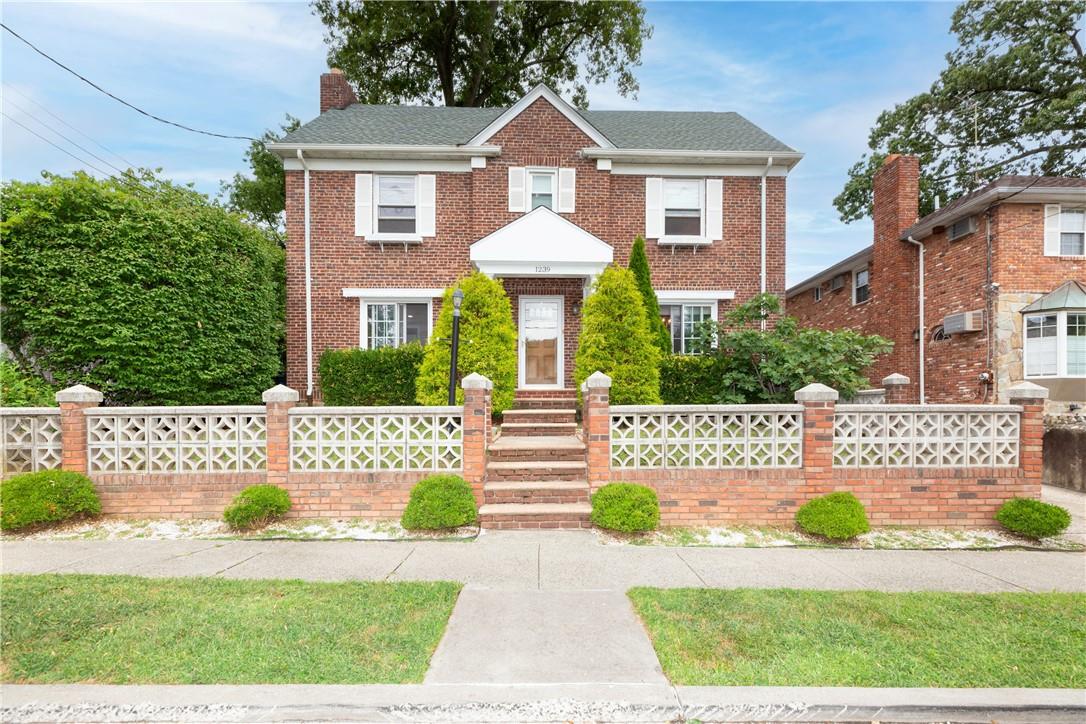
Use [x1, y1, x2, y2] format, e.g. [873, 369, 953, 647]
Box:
[1, 574, 461, 684]
[629, 588, 1086, 688]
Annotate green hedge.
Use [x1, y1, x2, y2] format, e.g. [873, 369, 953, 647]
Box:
[796, 492, 870, 541]
[591, 482, 660, 533]
[996, 498, 1071, 540]
[223, 484, 292, 530]
[659, 354, 728, 404]
[0, 471, 101, 532]
[401, 474, 478, 530]
[319, 344, 423, 406]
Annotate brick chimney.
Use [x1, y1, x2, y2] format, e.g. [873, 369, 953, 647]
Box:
[320, 69, 357, 114]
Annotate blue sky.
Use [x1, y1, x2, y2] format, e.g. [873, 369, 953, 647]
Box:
[1, 1, 958, 285]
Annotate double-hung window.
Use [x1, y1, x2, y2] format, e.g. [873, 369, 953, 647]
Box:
[376, 175, 416, 234]
[365, 302, 428, 349]
[529, 169, 556, 210]
[853, 266, 870, 304]
[814, 286, 823, 302]
[663, 179, 703, 237]
[1060, 208, 1085, 256]
[660, 303, 714, 354]
[1024, 311, 1085, 378]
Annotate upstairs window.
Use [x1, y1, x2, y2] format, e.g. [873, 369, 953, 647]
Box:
[814, 286, 823, 302]
[366, 302, 428, 349]
[660, 303, 713, 354]
[1060, 208, 1085, 256]
[663, 179, 703, 237]
[376, 175, 416, 234]
[853, 266, 870, 305]
[529, 170, 556, 210]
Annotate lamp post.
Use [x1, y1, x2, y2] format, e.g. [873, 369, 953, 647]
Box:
[448, 288, 463, 405]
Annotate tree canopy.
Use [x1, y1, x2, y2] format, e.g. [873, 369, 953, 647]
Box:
[221, 115, 300, 244]
[835, 0, 1086, 222]
[312, 0, 652, 108]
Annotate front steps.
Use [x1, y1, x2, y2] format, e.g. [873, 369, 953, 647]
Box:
[480, 389, 590, 529]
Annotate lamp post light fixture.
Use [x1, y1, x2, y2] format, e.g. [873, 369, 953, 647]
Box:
[448, 288, 464, 405]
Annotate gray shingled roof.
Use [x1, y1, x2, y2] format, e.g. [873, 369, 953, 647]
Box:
[279, 104, 795, 152]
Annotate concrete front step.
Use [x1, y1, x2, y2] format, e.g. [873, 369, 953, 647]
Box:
[484, 480, 590, 505]
[502, 408, 577, 425]
[478, 502, 592, 529]
[500, 421, 579, 437]
[486, 460, 587, 481]
[488, 435, 585, 463]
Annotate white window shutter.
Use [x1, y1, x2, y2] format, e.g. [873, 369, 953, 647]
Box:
[645, 177, 663, 238]
[706, 178, 723, 241]
[558, 168, 576, 213]
[416, 174, 436, 236]
[354, 173, 373, 237]
[508, 167, 527, 212]
[1044, 204, 1061, 256]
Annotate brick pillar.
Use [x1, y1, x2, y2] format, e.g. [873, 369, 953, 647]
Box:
[1007, 382, 1048, 496]
[795, 383, 839, 495]
[882, 373, 910, 404]
[461, 373, 492, 505]
[582, 371, 612, 492]
[55, 385, 103, 474]
[262, 384, 299, 486]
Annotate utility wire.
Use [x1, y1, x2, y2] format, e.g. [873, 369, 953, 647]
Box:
[1, 23, 259, 142]
[4, 97, 131, 177]
[3, 83, 138, 169]
[2, 111, 114, 177]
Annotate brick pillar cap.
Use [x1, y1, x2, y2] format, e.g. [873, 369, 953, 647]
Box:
[882, 373, 910, 386]
[582, 371, 612, 390]
[1007, 381, 1049, 401]
[794, 383, 839, 402]
[262, 384, 300, 403]
[55, 384, 103, 404]
[461, 373, 493, 390]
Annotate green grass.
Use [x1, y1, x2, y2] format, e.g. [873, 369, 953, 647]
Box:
[628, 588, 1086, 688]
[1, 574, 461, 684]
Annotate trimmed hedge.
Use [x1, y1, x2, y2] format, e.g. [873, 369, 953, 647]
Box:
[0, 470, 101, 532]
[319, 344, 423, 406]
[660, 354, 729, 404]
[223, 484, 292, 530]
[401, 474, 478, 530]
[996, 498, 1071, 540]
[795, 492, 870, 541]
[591, 482, 660, 533]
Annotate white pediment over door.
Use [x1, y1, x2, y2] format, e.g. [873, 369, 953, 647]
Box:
[469, 206, 613, 277]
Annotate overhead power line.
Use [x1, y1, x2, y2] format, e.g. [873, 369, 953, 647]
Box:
[4, 97, 131, 177]
[2, 22, 259, 142]
[2, 111, 114, 177]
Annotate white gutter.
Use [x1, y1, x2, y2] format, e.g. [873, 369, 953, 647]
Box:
[759, 156, 773, 330]
[297, 150, 314, 399]
[269, 143, 501, 160]
[904, 235, 925, 403]
[580, 147, 803, 165]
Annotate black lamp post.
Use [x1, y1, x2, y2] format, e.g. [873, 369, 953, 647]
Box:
[448, 288, 463, 404]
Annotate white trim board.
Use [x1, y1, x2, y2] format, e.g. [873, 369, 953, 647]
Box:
[609, 163, 791, 177]
[465, 84, 614, 149]
[656, 290, 736, 302]
[342, 288, 445, 300]
[283, 158, 473, 173]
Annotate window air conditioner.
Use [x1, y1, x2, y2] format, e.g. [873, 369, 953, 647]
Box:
[943, 309, 984, 334]
[830, 274, 845, 291]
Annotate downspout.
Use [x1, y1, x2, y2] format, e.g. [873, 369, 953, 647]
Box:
[297, 150, 314, 400]
[759, 156, 773, 330]
[904, 235, 925, 403]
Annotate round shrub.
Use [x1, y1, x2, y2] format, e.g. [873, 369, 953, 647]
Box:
[401, 474, 478, 530]
[795, 491, 870, 541]
[0, 470, 101, 532]
[591, 483, 660, 533]
[996, 498, 1071, 540]
[223, 484, 292, 530]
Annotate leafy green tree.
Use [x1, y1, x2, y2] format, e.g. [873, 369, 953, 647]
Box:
[221, 115, 300, 244]
[312, 0, 652, 108]
[835, 0, 1086, 222]
[575, 265, 661, 404]
[1, 172, 284, 405]
[0, 360, 56, 407]
[417, 273, 517, 412]
[684, 294, 892, 403]
[627, 236, 671, 355]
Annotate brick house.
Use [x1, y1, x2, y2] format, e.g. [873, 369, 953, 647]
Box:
[269, 71, 801, 400]
[787, 155, 1085, 409]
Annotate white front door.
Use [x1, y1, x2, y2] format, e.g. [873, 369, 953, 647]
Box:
[519, 296, 564, 388]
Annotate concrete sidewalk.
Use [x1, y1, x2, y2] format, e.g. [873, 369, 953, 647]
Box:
[3, 531, 1084, 592]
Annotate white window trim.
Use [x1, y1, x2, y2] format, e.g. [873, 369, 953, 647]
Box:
[1023, 309, 1086, 379]
[341, 288, 442, 349]
[526, 167, 557, 211]
[852, 265, 870, 305]
[656, 293, 722, 355]
[1059, 207, 1085, 257]
[372, 173, 421, 242]
[814, 285, 823, 302]
[660, 178, 707, 245]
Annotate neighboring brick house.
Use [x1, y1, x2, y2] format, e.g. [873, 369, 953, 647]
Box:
[787, 155, 1086, 409]
[270, 71, 801, 400]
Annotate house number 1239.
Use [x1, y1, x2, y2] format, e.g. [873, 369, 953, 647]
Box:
[535, 265, 551, 273]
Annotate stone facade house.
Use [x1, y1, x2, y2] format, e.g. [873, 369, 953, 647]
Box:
[786, 155, 1085, 410]
[269, 71, 801, 400]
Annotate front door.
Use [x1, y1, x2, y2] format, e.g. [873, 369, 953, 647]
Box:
[519, 296, 563, 388]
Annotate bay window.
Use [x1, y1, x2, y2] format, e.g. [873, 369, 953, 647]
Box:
[663, 179, 703, 237]
[365, 302, 428, 349]
[1024, 310, 1086, 378]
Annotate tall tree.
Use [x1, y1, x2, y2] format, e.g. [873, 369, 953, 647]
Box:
[835, 0, 1086, 222]
[312, 0, 652, 108]
[221, 115, 300, 243]
[627, 236, 671, 355]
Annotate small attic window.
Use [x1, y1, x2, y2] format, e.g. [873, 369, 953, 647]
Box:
[948, 216, 976, 241]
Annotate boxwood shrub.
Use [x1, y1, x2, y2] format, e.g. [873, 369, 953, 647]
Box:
[996, 498, 1071, 539]
[0, 470, 101, 532]
[591, 482, 660, 533]
[659, 354, 729, 404]
[319, 344, 424, 406]
[796, 491, 870, 541]
[401, 474, 478, 530]
[223, 484, 292, 530]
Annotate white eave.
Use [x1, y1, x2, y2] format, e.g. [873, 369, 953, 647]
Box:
[266, 143, 501, 161]
[904, 185, 1086, 241]
[785, 246, 872, 297]
[581, 147, 804, 168]
[469, 206, 613, 277]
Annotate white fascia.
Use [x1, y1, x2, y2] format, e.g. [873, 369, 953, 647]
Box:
[268, 143, 501, 161]
[465, 84, 614, 149]
[582, 147, 803, 168]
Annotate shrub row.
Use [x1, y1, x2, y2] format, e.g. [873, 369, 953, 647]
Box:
[319, 344, 424, 406]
